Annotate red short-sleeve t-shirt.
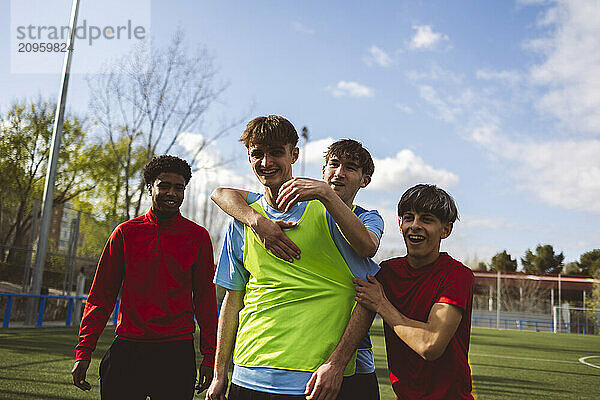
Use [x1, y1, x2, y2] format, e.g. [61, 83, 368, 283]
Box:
[378, 253, 474, 399]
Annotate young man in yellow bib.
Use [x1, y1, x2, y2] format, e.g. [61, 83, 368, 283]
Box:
[205, 116, 383, 400]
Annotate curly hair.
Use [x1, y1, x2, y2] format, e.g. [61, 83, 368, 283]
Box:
[325, 139, 375, 177]
[398, 184, 459, 223]
[239, 115, 299, 148]
[143, 155, 192, 187]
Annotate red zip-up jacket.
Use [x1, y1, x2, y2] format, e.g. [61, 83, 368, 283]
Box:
[75, 209, 217, 367]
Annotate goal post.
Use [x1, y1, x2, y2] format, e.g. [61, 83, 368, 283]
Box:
[552, 305, 600, 335]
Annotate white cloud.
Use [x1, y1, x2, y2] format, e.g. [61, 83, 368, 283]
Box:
[177, 132, 256, 189]
[469, 123, 600, 212]
[476, 69, 522, 86]
[292, 21, 315, 35]
[373, 206, 404, 262]
[299, 136, 460, 195]
[327, 81, 374, 98]
[365, 45, 393, 68]
[419, 85, 462, 122]
[526, 0, 600, 133]
[461, 216, 519, 230]
[406, 64, 463, 84]
[369, 149, 459, 191]
[517, 0, 552, 6]
[299, 137, 335, 166]
[395, 104, 414, 114]
[409, 25, 449, 50]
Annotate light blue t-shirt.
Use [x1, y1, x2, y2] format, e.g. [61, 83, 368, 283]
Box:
[214, 193, 383, 394]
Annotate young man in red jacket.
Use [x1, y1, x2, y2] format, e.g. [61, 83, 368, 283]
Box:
[71, 155, 217, 399]
[354, 184, 474, 399]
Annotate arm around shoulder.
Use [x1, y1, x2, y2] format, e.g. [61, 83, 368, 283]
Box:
[210, 188, 258, 226]
[323, 195, 380, 258]
[212, 187, 301, 262]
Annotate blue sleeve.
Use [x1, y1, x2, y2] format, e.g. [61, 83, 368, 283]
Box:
[214, 218, 249, 290]
[360, 209, 384, 240]
[246, 191, 261, 204]
[326, 212, 381, 280]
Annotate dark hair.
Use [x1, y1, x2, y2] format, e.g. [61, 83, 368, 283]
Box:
[143, 155, 192, 187]
[398, 184, 459, 223]
[239, 115, 299, 148]
[325, 139, 375, 177]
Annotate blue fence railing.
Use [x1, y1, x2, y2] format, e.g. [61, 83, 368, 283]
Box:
[3, 294, 598, 335]
[472, 316, 600, 335]
[0, 293, 120, 328]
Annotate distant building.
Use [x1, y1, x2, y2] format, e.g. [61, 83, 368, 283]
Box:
[49, 202, 77, 253]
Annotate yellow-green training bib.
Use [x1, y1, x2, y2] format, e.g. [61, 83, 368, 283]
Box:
[234, 199, 357, 376]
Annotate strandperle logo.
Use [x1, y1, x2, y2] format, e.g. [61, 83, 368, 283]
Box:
[15, 19, 147, 46]
[10, 0, 151, 74]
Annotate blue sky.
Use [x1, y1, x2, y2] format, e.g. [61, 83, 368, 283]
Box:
[2, 0, 599, 267]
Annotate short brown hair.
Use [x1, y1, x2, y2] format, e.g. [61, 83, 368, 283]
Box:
[239, 115, 299, 148]
[325, 139, 375, 177]
[398, 184, 459, 223]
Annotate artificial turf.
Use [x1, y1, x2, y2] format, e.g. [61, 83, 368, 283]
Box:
[469, 328, 600, 399]
[1, 320, 599, 399]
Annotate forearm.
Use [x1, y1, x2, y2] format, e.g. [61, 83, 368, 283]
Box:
[326, 303, 375, 367]
[213, 289, 244, 379]
[322, 193, 379, 257]
[377, 301, 451, 361]
[211, 187, 263, 227]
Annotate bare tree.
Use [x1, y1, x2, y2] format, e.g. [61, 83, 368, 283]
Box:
[181, 169, 229, 261]
[87, 30, 237, 220]
[500, 278, 547, 313]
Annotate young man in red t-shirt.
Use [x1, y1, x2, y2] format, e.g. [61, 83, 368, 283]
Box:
[354, 184, 474, 399]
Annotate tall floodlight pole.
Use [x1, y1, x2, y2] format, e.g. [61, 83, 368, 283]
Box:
[27, 0, 81, 324]
[496, 270, 501, 329]
[300, 126, 309, 176]
[558, 273, 562, 332]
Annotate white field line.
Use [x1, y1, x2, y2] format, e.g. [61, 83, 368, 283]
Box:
[578, 356, 600, 370]
[470, 353, 578, 364]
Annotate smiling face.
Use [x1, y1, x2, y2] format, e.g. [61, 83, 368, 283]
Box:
[322, 155, 371, 207]
[400, 210, 453, 268]
[248, 142, 299, 192]
[149, 172, 186, 217]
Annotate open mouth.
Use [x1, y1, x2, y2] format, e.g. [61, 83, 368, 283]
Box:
[330, 181, 345, 188]
[259, 168, 279, 176]
[407, 234, 426, 244]
[163, 199, 178, 207]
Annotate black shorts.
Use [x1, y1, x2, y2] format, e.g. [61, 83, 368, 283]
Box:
[228, 383, 307, 400]
[99, 338, 197, 400]
[338, 371, 380, 400]
[228, 371, 380, 400]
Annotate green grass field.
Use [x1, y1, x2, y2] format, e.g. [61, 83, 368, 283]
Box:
[468, 328, 600, 399]
[1, 320, 599, 399]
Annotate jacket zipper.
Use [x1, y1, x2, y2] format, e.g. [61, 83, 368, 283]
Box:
[153, 224, 161, 253]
